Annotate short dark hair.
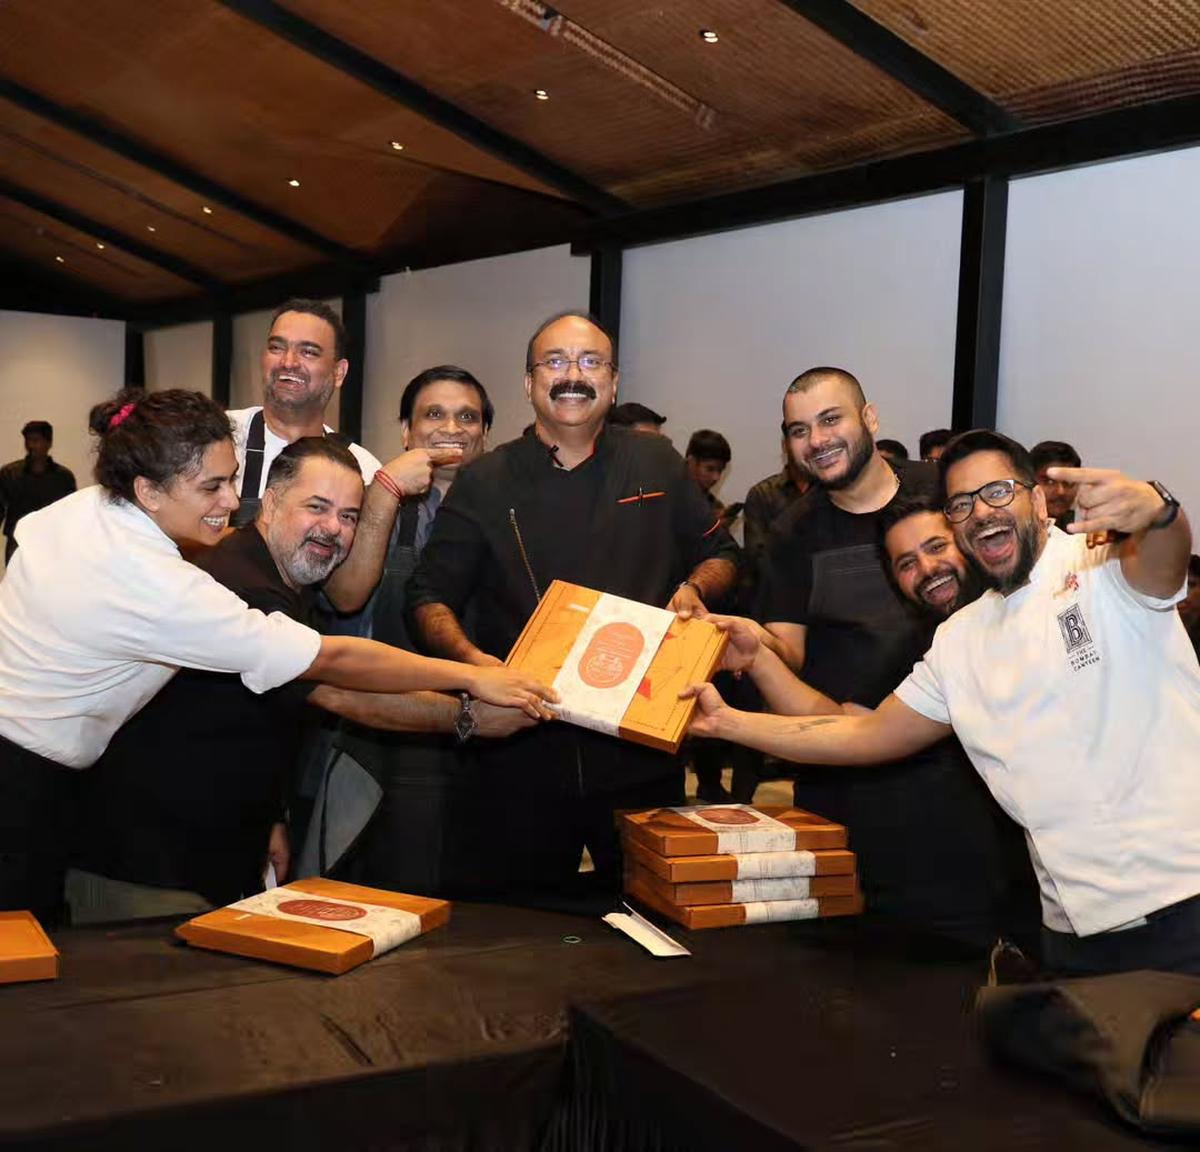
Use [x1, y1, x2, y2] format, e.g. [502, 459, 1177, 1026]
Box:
[399, 365, 494, 431]
[525, 310, 618, 373]
[1029, 440, 1081, 472]
[264, 436, 362, 496]
[786, 367, 865, 409]
[269, 298, 347, 362]
[686, 429, 731, 465]
[938, 429, 1036, 490]
[21, 420, 52, 442]
[875, 438, 909, 460]
[89, 388, 232, 503]
[609, 402, 666, 428]
[919, 429, 954, 459]
[876, 487, 944, 546]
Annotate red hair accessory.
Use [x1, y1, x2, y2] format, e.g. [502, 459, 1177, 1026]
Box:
[108, 402, 136, 430]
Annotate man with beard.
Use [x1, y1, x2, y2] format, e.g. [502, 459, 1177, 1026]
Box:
[409, 310, 739, 902]
[758, 367, 939, 926]
[77, 438, 532, 913]
[688, 430, 1200, 977]
[229, 299, 453, 618]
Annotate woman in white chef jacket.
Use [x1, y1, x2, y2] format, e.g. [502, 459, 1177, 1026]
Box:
[0, 388, 551, 923]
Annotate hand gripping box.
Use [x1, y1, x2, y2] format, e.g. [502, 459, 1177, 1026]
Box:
[623, 836, 857, 885]
[505, 580, 726, 755]
[626, 866, 864, 930]
[176, 878, 450, 975]
[0, 911, 58, 985]
[621, 805, 849, 858]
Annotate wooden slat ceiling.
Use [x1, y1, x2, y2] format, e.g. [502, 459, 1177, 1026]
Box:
[0, 0, 1196, 316]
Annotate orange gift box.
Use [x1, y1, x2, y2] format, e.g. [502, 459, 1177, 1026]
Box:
[0, 911, 58, 985]
[505, 580, 726, 754]
[632, 864, 859, 907]
[621, 806, 848, 858]
[176, 877, 450, 975]
[623, 836, 857, 884]
[626, 867, 864, 930]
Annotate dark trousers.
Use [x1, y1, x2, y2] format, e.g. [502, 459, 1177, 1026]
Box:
[0, 733, 80, 926]
[1042, 894, 1200, 977]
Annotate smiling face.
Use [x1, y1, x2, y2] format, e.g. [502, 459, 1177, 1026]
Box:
[259, 455, 363, 589]
[945, 449, 1048, 594]
[782, 376, 878, 491]
[134, 439, 240, 548]
[402, 379, 487, 482]
[687, 455, 726, 493]
[884, 510, 976, 618]
[261, 310, 348, 421]
[524, 315, 617, 438]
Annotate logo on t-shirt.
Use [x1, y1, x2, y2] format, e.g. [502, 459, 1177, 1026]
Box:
[1057, 602, 1100, 671]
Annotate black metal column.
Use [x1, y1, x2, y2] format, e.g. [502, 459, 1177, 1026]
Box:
[952, 176, 1009, 431]
[211, 312, 233, 408]
[340, 291, 366, 444]
[123, 324, 145, 389]
[589, 245, 623, 349]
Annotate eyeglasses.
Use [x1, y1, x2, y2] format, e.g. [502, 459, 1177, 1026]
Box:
[944, 479, 1034, 524]
[531, 355, 613, 374]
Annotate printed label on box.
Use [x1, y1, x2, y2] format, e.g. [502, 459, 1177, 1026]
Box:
[675, 805, 798, 854]
[729, 876, 813, 901]
[733, 850, 817, 879]
[228, 889, 423, 955]
[741, 898, 820, 924]
[553, 594, 674, 736]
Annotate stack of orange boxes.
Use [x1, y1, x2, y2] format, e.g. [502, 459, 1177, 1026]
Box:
[621, 805, 863, 930]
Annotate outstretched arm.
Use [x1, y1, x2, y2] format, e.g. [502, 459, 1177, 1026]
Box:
[685, 684, 948, 765]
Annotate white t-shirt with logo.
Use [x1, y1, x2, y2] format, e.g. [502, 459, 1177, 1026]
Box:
[228, 407, 381, 496]
[896, 525, 1200, 937]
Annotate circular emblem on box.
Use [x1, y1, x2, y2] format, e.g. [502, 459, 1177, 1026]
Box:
[696, 807, 760, 826]
[579, 622, 645, 689]
[277, 898, 367, 921]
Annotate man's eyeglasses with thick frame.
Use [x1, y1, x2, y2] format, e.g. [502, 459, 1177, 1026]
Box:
[944, 479, 1034, 524]
[531, 355, 613, 375]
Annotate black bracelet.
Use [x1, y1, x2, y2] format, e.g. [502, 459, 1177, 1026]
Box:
[678, 579, 703, 598]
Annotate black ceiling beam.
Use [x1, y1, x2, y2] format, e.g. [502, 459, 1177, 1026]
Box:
[0, 77, 369, 272]
[217, 0, 627, 216]
[0, 179, 226, 293]
[778, 0, 1018, 136]
[0, 249, 132, 319]
[576, 90, 1200, 251]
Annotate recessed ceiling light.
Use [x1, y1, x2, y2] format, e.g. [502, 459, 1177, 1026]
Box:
[201, 205, 213, 214]
[55, 255, 64, 263]
[146, 224, 157, 232]
[288, 178, 301, 187]
[534, 89, 549, 100]
[699, 29, 719, 43]
[390, 141, 404, 151]
[96, 243, 105, 250]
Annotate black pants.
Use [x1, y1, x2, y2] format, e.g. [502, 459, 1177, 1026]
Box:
[1042, 894, 1200, 977]
[0, 733, 80, 927]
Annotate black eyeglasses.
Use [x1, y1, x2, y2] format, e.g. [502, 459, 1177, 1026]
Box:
[944, 479, 1034, 524]
[531, 355, 613, 374]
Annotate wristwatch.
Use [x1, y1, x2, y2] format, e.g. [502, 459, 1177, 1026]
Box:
[1148, 480, 1181, 529]
[454, 692, 477, 743]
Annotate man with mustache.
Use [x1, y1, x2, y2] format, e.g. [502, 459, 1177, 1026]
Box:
[78, 438, 533, 912]
[758, 366, 940, 927]
[690, 429, 1200, 976]
[409, 310, 739, 902]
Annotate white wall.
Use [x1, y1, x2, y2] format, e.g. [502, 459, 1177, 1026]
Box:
[0, 310, 126, 573]
[362, 245, 590, 462]
[230, 307, 274, 412]
[620, 192, 963, 503]
[999, 145, 1200, 519]
[144, 320, 212, 395]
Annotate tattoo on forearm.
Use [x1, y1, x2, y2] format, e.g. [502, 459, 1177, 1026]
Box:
[787, 718, 838, 732]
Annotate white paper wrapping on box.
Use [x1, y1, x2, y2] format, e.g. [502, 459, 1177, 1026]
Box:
[732, 850, 817, 879]
[740, 898, 820, 924]
[675, 805, 798, 854]
[728, 876, 816, 902]
[228, 888, 423, 956]
[552, 594, 674, 736]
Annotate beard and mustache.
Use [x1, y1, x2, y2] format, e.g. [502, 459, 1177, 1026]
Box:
[265, 368, 336, 415]
[960, 511, 1042, 594]
[548, 380, 598, 402]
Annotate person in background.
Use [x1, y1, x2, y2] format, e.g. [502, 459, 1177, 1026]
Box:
[1179, 554, 1200, 660]
[409, 310, 738, 902]
[1030, 439, 1083, 530]
[919, 428, 954, 463]
[875, 438, 909, 464]
[0, 389, 553, 925]
[0, 421, 75, 565]
[609, 402, 667, 435]
[684, 429, 731, 499]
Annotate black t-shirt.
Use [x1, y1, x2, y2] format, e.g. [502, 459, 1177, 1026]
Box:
[80, 526, 315, 903]
[759, 459, 936, 706]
